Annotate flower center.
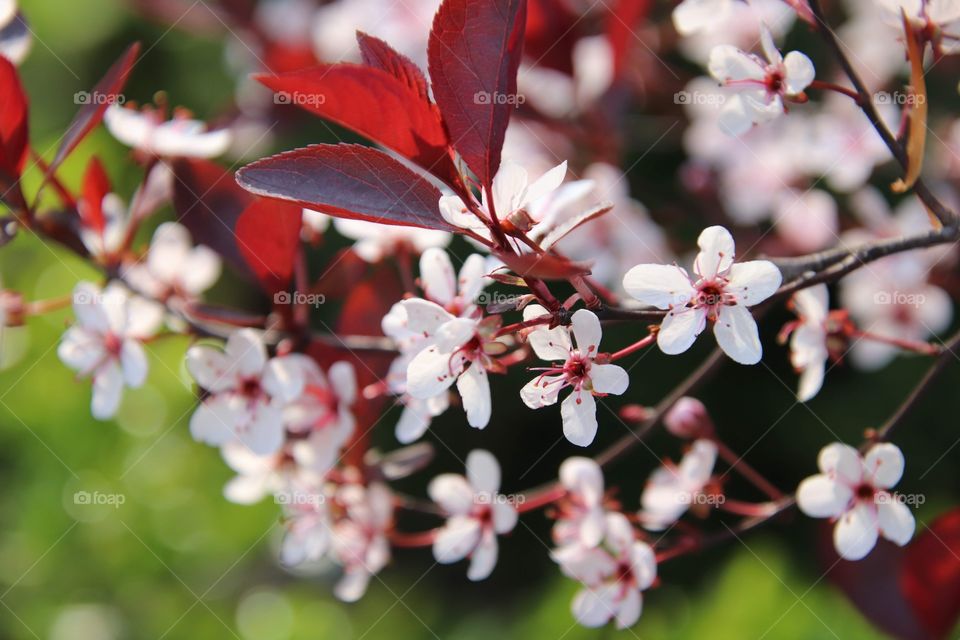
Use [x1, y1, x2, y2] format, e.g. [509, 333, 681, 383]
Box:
[855, 483, 875, 501]
[239, 377, 262, 399]
[766, 69, 784, 95]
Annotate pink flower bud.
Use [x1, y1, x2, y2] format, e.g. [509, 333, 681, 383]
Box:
[664, 397, 713, 439]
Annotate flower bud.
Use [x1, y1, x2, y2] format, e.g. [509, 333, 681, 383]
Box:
[664, 397, 713, 439]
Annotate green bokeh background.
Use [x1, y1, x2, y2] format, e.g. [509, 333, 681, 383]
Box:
[2, 1, 958, 638]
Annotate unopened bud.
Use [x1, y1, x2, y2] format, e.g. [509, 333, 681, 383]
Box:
[664, 397, 713, 439]
[619, 404, 649, 423]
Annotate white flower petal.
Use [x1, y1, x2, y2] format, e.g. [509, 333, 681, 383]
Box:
[433, 515, 482, 564]
[589, 364, 628, 396]
[492, 500, 518, 534]
[714, 304, 762, 365]
[466, 449, 501, 494]
[570, 309, 602, 355]
[818, 442, 863, 486]
[224, 329, 267, 378]
[428, 474, 476, 515]
[726, 261, 782, 306]
[186, 345, 235, 392]
[783, 51, 815, 94]
[571, 583, 618, 627]
[657, 306, 707, 355]
[694, 226, 736, 279]
[419, 247, 457, 307]
[833, 503, 879, 561]
[91, 363, 124, 420]
[561, 391, 599, 447]
[406, 346, 462, 399]
[467, 530, 499, 581]
[614, 588, 642, 630]
[520, 374, 565, 408]
[877, 499, 915, 546]
[560, 456, 604, 502]
[622, 264, 695, 309]
[457, 365, 491, 429]
[457, 254, 489, 304]
[796, 474, 853, 518]
[491, 161, 528, 215]
[863, 443, 904, 489]
[708, 44, 765, 84]
[522, 161, 567, 208]
[120, 339, 148, 387]
[398, 298, 456, 335]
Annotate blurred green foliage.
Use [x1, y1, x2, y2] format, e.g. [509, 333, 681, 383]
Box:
[1, 1, 958, 638]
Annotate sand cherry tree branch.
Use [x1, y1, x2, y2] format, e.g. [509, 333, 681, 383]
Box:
[808, 0, 958, 228]
[871, 328, 960, 444]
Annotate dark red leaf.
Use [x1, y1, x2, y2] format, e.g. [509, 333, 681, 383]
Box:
[0, 55, 28, 174]
[820, 523, 927, 640]
[495, 250, 592, 280]
[0, 56, 28, 208]
[902, 508, 960, 638]
[235, 199, 303, 294]
[255, 66, 457, 183]
[605, 0, 652, 78]
[171, 158, 255, 276]
[356, 31, 430, 100]
[428, 0, 527, 187]
[47, 42, 140, 175]
[80, 157, 111, 234]
[236, 143, 455, 232]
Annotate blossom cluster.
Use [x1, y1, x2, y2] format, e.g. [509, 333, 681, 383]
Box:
[2, 0, 957, 632]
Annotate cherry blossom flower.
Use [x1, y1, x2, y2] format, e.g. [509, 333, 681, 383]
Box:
[104, 103, 232, 158]
[382, 249, 490, 439]
[279, 479, 333, 566]
[840, 190, 953, 370]
[554, 457, 607, 547]
[639, 439, 718, 530]
[281, 356, 357, 475]
[797, 442, 915, 560]
[520, 306, 629, 447]
[622, 226, 782, 364]
[186, 329, 305, 455]
[330, 481, 393, 601]
[305, 212, 450, 262]
[552, 512, 656, 629]
[438, 160, 569, 241]
[122, 222, 221, 302]
[673, 0, 797, 62]
[58, 281, 163, 420]
[220, 442, 300, 505]
[708, 26, 815, 135]
[429, 450, 518, 581]
[878, 0, 960, 56]
[787, 284, 830, 402]
[403, 304, 503, 430]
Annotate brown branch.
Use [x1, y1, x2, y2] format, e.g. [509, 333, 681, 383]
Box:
[807, 0, 958, 228]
